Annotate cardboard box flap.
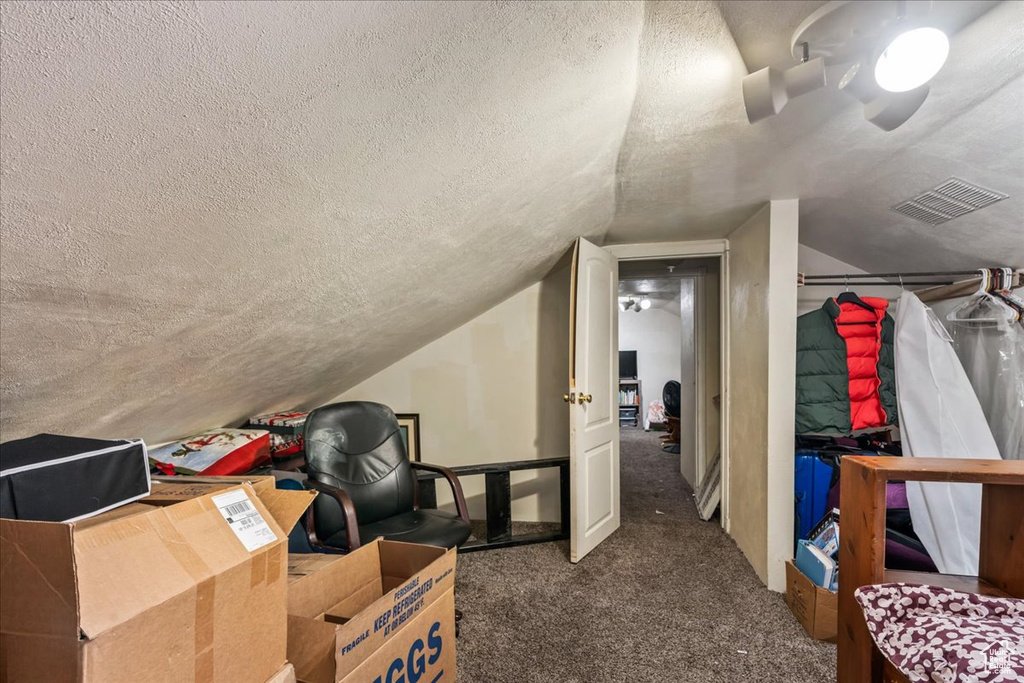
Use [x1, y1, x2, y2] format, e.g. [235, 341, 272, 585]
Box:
[150, 474, 277, 499]
[378, 541, 448, 591]
[288, 539, 383, 619]
[258, 487, 318, 536]
[0, 519, 78, 638]
[73, 483, 282, 639]
[288, 553, 346, 582]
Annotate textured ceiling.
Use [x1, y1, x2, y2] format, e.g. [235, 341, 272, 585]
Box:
[1, 0, 1021, 442]
[609, 0, 1024, 273]
[0, 0, 643, 441]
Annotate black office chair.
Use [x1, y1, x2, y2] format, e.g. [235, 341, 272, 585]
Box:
[662, 381, 681, 455]
[301, 401, 472, 552]
[663, 380, 681, 419]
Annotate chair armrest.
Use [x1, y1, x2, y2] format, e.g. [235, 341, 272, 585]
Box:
[304, 479, 361, 551]
[411, 462, 471, 524]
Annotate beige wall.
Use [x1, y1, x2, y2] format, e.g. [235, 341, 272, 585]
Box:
[765, 201, 799, 592]
[726, 206, 771, 582]
[726, 201, 798, 592]
[798, 244, 893, 316]
[702, 263, 721, 482]
[333, 266, 571, 523]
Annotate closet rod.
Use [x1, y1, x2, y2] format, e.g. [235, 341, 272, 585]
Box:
[801, 281, 953, 286]
[802, 270, 981, 280]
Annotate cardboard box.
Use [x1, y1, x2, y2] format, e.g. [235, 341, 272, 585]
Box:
[785, 559, 837, 642]
[0, 482, 317, 683]
[148, 473, 278, 503]
[267, 663, 297, 683]
[287, 540, 457, 683]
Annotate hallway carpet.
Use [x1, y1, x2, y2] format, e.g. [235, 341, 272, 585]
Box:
[454, 428, 836, 682]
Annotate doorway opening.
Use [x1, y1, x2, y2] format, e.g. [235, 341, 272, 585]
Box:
[616, 257, 723, 515]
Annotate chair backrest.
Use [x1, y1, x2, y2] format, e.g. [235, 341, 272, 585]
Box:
[304, 401, 415, 527]
[274, 477, 316, 553]
[663, 380, 681, 418]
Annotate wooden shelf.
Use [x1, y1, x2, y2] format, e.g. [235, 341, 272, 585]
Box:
[883, 571, 1011, 598]
[849, 456, 1024, 484]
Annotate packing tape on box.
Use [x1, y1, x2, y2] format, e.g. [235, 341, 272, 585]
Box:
[195, 578, 216, 683]
[267, 544, 283, 585]
[251, 550, 268, 588]
[149, 514, 217, 682]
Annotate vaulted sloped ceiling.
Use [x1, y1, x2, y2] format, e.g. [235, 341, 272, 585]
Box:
[0, 0, 1020, 442]
[0, 1, 643, 441]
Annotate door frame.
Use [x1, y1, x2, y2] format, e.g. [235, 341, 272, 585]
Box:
[605, 239, 731, 532]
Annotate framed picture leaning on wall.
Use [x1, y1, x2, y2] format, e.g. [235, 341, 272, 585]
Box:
[396, 413, 421, 462]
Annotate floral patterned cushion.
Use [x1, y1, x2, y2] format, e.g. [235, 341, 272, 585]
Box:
[855, 583, 1024, 682]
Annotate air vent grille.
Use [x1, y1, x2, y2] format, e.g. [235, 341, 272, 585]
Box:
[890, 177, 1008, 225]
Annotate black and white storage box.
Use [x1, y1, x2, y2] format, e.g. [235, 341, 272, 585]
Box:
[0, 434, 151, 522]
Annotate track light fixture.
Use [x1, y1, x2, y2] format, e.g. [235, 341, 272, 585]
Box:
[742, 1, 951, 131]
[874, 27, 949, 93]
[619, 295, 650, 313]
[742, 55, 826, 124]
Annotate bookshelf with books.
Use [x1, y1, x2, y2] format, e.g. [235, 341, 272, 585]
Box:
[618, 379, 642, 427]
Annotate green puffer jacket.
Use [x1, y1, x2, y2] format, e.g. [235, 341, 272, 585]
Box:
[796, 298, 898, 435]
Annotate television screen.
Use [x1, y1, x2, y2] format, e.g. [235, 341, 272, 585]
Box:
[619, 350, 637, 379]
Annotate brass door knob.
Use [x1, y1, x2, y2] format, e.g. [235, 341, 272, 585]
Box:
[580, 393, 593, 403]
[563, 392, 577, 404]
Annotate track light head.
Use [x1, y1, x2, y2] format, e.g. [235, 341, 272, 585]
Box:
[839, 60, 930, 131]
[863, 83, 930, 132]
[742, 58, 826, 123]
[874, 27, 949, 93]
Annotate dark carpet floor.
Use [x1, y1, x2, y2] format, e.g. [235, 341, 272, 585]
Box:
[454, 428, 836, 682]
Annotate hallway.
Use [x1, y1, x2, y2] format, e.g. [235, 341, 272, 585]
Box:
[454, 428, 836, 682]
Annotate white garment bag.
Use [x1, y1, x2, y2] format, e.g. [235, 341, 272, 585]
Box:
[894, 291, 1001, 575]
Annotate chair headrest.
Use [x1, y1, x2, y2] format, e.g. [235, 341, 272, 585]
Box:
[304, 401, 401, 456]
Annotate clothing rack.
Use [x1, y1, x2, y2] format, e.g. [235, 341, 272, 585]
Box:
[798, 269, 1022, 302]
[802, 270, 983, 280]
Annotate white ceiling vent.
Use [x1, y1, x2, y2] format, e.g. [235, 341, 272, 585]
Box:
[891, 178, 1008, 225]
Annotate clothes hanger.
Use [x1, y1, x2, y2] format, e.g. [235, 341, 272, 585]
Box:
[836, 289, 876, 313]
[832, 273, 878, 312]
[993, 266, 1024, 322]
[946, 268, 1015, 325]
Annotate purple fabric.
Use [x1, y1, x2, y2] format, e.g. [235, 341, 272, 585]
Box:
[855, 583, 1024, 682]
[829, 480, 909, 511]
[827, 479, 840, 513]
[886, 481, 909, 508]
[884, 539, 938, 572]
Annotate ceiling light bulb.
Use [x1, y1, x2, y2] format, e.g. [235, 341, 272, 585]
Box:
[874, 27, 949, 93]
[640, 298, 652, 310]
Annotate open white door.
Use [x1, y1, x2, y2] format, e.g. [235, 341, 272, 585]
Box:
[568, 237, 620, 563]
